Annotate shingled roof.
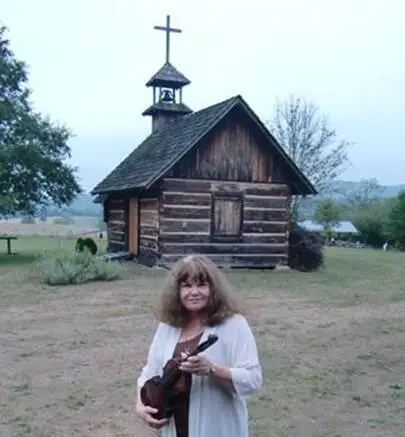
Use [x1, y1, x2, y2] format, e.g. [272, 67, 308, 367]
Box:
[145, 62, 191, 88]
[142, 101, 192, 116]
[91, 95, 317, 196]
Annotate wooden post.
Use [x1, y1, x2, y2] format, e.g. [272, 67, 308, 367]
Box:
[128, 198, 139, 255]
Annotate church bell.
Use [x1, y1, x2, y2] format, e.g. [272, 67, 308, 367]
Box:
[160, 89, 174, 103]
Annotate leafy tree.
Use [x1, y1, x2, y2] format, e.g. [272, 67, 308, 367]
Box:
[386, 190, 405, 249]
[314, 199, 341, 235]
[267, 94, 351, 219]
[0, 25, 81, 217]
[350, 200, 391, 247]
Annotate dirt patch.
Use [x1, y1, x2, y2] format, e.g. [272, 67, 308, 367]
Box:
[0, 286, 156, 436]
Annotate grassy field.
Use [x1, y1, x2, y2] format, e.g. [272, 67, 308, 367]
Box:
[0, 239, 404, 437]
[0, 235, 107, 266]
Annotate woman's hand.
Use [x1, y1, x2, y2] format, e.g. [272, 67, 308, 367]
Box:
[136, 403, 170, 429]
[181, 356, 236, 392]
[179, 355, 214, 376]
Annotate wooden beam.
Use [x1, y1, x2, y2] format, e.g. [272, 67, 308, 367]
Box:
[160, 242, 288, 255]
[162, 178, 290, 195]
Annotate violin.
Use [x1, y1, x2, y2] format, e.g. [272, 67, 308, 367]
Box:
[140, 334, 218, 420]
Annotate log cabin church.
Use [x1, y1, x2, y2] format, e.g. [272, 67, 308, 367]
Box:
[91, 15, 317, 269]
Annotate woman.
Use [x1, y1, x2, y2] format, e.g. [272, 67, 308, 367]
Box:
[135, 254, 262, 437]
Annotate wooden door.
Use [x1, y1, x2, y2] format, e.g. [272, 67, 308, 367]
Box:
[211, 192, 243, 242]
[128, 198, 139, 255]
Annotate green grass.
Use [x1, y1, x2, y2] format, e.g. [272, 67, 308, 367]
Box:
[227, 247, 405, 306]
[0, 236, 109, 307]
[0, 235, 107, 266]
[0, 243, 405, 436]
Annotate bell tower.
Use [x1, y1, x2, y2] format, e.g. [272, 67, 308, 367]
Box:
[142, 15, 192, 132]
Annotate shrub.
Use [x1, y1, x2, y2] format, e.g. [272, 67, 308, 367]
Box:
[75, 237, 98, 255]
[38, 250, 124, 286]
[288, 221, 324, 272]
[91, 258, 123, 282]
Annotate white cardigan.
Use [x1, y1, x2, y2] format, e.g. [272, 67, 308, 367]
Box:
[137, 313, 262, 437]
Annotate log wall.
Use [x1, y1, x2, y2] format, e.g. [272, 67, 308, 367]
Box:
[158, 178, 290, 268]
[138, 197, 159, 265]
[106, 197, 128, 252]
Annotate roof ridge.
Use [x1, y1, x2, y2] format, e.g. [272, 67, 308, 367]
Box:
[142, 94, 239, 141]
[182, 94, 240, 119]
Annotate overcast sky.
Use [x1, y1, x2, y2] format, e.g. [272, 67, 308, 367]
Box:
[2, 0, 404, 192]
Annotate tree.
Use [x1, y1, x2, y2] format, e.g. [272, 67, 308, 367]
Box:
[386, 190, 405, 249]
[267, 95, 351, 218]
[344, 178, 382, 208]
[0, 25, 81, 217]
[350, 200, 391, 247]
[314, 199, 341, 235]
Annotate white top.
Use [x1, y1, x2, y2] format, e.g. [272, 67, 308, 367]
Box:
[137, 313, 262, 437]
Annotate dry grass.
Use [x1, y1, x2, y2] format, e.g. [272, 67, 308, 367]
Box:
[0, 244, 405, 437]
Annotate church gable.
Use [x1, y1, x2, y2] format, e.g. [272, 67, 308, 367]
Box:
[166, 107, 271, 182]
[165, 105, 278, 185]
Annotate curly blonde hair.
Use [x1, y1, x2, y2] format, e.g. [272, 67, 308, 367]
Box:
[155, 254, 244, 327]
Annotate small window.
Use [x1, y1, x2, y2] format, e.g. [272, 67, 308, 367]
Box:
[211, 193, 243, 241]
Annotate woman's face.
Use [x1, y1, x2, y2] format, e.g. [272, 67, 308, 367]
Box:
[179, 277, 210, 314]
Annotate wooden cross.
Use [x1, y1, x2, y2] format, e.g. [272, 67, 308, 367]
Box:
[154, 15, 182, 63]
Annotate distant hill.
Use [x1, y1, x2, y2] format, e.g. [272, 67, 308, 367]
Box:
[299, 180, 405, 218]
[327, 181, 405, 200]
[40, 181, 405, 219]
[43, 193, 101, 217]
[68, 193, 101, 215]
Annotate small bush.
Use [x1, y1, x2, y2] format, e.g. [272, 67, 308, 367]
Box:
[91, 259, 123, 281]
[75, 237, 98, 255]
[38, 250, 124, 286]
